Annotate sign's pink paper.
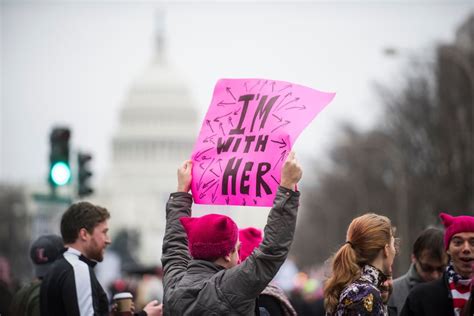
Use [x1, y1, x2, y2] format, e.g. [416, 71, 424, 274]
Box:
[191, 78, 335, 207]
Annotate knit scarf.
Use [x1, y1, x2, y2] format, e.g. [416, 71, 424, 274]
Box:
[447, 263, 471, 316]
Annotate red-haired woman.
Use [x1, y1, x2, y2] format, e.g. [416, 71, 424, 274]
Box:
[324, 213, 398, 315]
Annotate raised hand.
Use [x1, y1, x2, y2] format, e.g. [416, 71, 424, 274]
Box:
[280, 151, 302, 191]
[177, 160, 192, 193]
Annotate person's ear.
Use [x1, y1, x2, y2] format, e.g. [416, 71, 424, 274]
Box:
[442, 253, 449, 265]
[411, 254, 417, 264]
[223, 253, 231, 263]
[383, 244, 390, 258]
[78, 228, 89, 241]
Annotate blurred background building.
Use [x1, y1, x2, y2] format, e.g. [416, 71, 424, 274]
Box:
[97, 23, 197, 264]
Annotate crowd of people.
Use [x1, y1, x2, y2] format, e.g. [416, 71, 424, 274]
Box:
[3, 152, 474, 315]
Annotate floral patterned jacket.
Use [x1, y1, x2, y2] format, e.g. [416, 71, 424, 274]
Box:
[331, 265, 389, 316]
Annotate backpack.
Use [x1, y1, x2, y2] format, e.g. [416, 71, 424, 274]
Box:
[9, 280, 41, 316]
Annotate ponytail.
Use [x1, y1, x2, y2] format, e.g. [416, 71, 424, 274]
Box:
[323, 213, 393, 313]
[324, 242, 360, 313]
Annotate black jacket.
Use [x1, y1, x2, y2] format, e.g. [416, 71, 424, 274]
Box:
[40, 248, 109, 316]
[400, 271, 454, 316]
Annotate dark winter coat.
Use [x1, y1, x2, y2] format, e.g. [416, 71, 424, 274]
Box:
[400, 271, 454, 316]
[259, 283, 297, 316]
[161, 186, 300, 315]
[387, 263, 424, 315]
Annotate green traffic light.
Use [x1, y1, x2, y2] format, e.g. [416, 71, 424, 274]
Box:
[50, 162, 71, 186]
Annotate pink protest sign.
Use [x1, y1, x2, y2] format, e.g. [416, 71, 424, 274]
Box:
[191, 78, 335, 207]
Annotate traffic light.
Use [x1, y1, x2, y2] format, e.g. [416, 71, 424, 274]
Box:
[78, 152, 93, 197]
[49, 127, 71, 187]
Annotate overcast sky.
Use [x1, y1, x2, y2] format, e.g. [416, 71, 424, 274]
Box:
[1, 0, 473, 186]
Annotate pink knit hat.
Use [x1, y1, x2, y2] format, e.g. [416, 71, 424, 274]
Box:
[180, 214, 238, 260]
[238, 227, 263, 261]
[439, 212, 474, 250]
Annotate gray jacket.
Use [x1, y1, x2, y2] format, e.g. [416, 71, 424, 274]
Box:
[161, 186, 300, 316]
[388, 263, 423, 315]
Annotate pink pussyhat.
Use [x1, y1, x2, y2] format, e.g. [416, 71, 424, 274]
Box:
[238, 227, 263, 261]
[180, 214, 238, 261]
[439, 212, 474, 250]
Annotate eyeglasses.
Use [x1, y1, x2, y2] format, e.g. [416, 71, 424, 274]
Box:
[417, 261, 445, 274]
[394, 237, 401, 256]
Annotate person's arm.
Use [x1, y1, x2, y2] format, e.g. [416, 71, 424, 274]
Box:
[161, 160, 193, 291]
[60, 269, 85, 316]
[220, 152, 302, 301]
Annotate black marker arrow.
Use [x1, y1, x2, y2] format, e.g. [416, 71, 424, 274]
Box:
[200, 156, 211, 161]
[217, 101, 236, 107]
[249, 80, 260, 92]
[233, 107, 241, 115]
[206, 120, 214, 133]
[270, 138, 287, 149]
[280, 97, 300, 109]
[271, 175, 280, 184]
[203, 179, 216, 189]
[195, 147, 213, 161]
[228, 116, 233, 127]
[217, 158, 223, 173]
[278, 84, 292, 92]
[219, 122, 225, 136]
[271, 120, 291, 133]
[202, 181, 217, 194]
[272, 113, 283, 122]
[200, 180, 218, 198]
[210, 169, 219, 177]
[200, 162, 206, 170]
[203, 134, 216, 144]
[213, 111, 233, 122]
[225, 196, 230, 205]
[273, 150, 288, 170]
[226, 87, 236, 101]
[259, 80, 268, 93]
[286, 104, 306, 111]
[197, 158, 215, 189]
[275, 92, 292, 111]
[211, 184, 220, 203]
